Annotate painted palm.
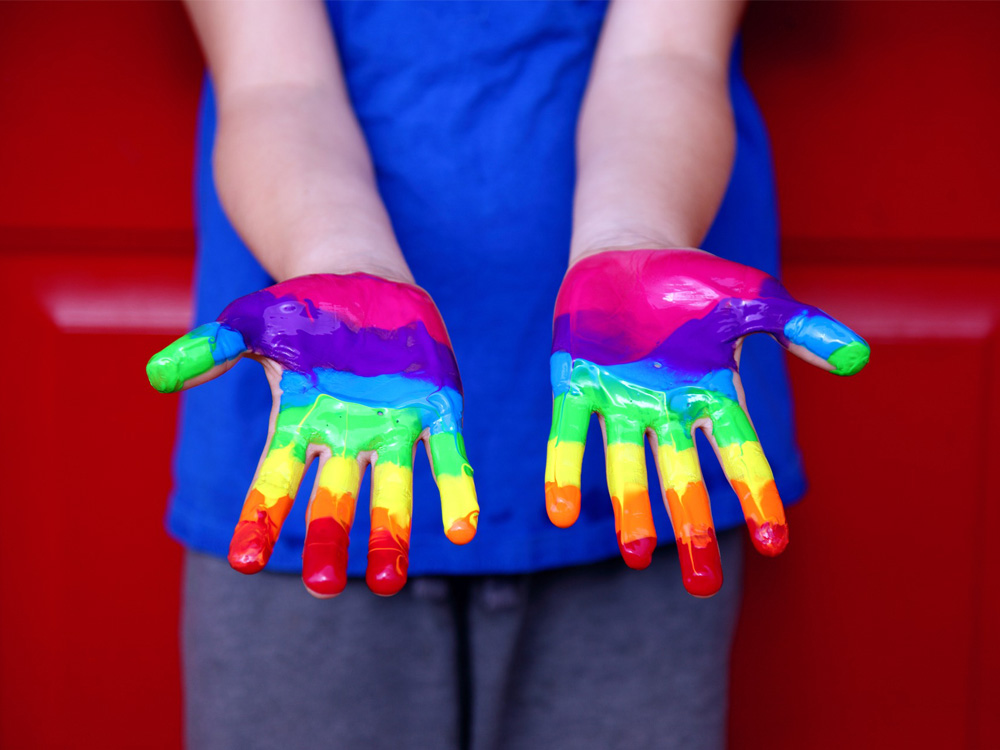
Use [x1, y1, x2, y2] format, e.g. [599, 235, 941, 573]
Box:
[547, 249, 869, 596]
[147, 274, 477, 598]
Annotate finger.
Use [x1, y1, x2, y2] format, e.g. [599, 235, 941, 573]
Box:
[427, 430, 479, 545]
[228, 418, 308, 574]
[544, 392, 591, 528]
[650, 419, 723, 597]
[736, 291, 870, 376]
[146, 322, 247, 393]
[783, 305, 871, 376]
[702, 395, 787, 556]
[602, 414, 656, 570]
[302, 454, 362, 599]
[366, 440, 414, 597]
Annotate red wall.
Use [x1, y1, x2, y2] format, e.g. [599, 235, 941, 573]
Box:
[730, 4, 1000, 749]
[1, 2, 997, 748]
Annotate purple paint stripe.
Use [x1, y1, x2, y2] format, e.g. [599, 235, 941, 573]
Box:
[553, 291, 808, 373]
[220, 291, 461, 389]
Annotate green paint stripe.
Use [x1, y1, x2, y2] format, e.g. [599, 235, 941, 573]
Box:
[602, 415, 645, 446]
[271, 394, 424, 461]
[146, 333, 214, 393]
[146, 323, 246, 393]
[828, 341, 870, 376]
[548, 392, 592, 443]
[429, 432, 474, 478]
[557, 358, 760, 450]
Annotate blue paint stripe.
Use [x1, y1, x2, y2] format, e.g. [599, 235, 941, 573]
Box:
[279, 369, 463, 434]
[783, 312, 865, 361]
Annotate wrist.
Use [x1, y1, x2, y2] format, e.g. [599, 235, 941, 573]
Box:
[567, 237, 705, 269]
[568, 218, 707, 266]
[273, 231, 414, 285]
[280, 253, 414, 285]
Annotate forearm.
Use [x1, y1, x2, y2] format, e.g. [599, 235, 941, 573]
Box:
[570, 0, 743, 264]
[186, 0, 410, 283]
[213, 84, 410, 283]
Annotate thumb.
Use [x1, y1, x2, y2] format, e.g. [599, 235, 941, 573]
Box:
[146, 322, 248, 393]
[782, 306, 870, 376]
[736, 293, 870, 376]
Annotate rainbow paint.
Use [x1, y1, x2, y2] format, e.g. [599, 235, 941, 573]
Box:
[547, 249, 869, 597]
[147, 273, 478, 598]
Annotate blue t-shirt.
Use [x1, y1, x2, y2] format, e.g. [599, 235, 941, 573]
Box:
[167, 0, 806, 576]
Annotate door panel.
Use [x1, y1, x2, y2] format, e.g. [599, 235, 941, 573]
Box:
[729, 255, 1000, 749]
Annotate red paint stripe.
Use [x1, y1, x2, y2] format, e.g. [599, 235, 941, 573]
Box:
[618, 534, 656, 570]
[366, 528, 409, 596]
[228, 508, 280, 573]
[302, 517, 351, 598]
[676, 529, 724, 597]
[746, 518, 789, 556]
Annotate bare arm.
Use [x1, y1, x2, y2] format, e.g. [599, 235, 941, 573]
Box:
[185, 0, 411, 283]
[571, 0, 745, 262]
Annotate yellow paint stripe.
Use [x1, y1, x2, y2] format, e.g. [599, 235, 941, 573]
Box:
[606, 442, 655, 545]
[655, 444, 703, 494]
[317, 455, 360, 495]
[716, 441, 774, 498]
[606, 442, 647, 500]
[253, 444, 306, 508]
[437, 473, 478, 529]
[546, 438, 584, 486]
[371, 462, 413, 522]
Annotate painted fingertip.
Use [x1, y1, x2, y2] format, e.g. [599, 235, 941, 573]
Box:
[828, 341, 871, 376]
[445, 512, 479, 545]
[677, 529, 723, 598]
[618, 535, 656, 570]
[545, 483, 581, 528]
[747, 519, 789, 557]
[302, 518, 350, 598]
[366, 552, 408, 596]
[146, 355, 182, 394]
[228, 512, 276, 574]
[367, 526, 409, 596]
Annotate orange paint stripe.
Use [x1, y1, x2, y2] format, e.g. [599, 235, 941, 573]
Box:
[545, 481, 582, 528]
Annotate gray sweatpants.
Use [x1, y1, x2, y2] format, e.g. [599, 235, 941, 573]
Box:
[183, 530, 743, 750]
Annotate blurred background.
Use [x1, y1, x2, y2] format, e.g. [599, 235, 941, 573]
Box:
[1, 1, 997, 747]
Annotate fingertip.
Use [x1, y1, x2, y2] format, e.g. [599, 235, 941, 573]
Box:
[146, 354, 181, 394]
[303, 584, 342, 600]
[367, 523, 409, 596]
[677, 529, 723, 597]
[828, 341, 871, 376]
[366, 554, 408, 596]
[747, 519, 789, 557]
[228, 516, 273, 574]
[545, 483, 581, 528]
[682, 570, 723, 598]
[446, 512, 478, 545]
[302, 518, 350, 598]
[619, 535, 656, 570]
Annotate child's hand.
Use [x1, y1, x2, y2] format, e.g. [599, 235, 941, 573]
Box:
[546, 248, 869, 597]
[147, 273, 478, 598]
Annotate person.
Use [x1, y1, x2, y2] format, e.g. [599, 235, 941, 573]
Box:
[148, 2, 868, 748]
